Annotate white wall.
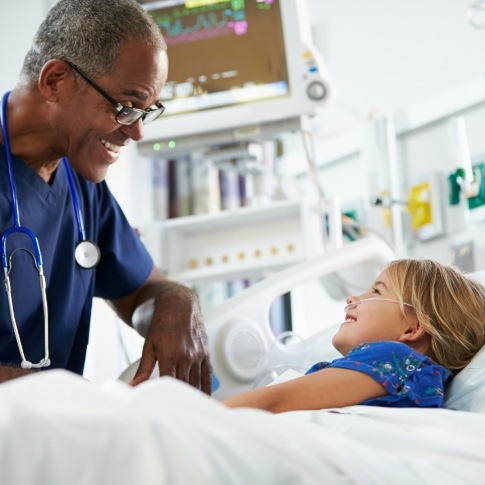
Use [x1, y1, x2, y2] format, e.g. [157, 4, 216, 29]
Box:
[279, 0, 485, 267]
[0, 0, 51, 95]
[308, 0, 485, 117]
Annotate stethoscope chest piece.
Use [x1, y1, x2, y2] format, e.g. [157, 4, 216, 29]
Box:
[75, 240, 101, 269]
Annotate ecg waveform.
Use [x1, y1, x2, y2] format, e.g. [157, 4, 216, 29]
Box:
[152, 5, 248, 45]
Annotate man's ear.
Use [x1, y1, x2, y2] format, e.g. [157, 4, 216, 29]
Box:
[37, 59, 71, 102]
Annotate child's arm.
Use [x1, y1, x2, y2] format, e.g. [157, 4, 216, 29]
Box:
[222, 368, 387, 412]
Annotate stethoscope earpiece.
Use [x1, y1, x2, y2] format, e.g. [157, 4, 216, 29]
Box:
[21, 357, 51, 369]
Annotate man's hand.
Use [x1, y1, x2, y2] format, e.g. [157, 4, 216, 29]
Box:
[129, 286, 212, 394]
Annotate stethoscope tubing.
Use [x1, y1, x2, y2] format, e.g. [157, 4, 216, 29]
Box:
[1, 91, 50, 368]
[0, 89, 100, 369]
[1, 92, 20, 226]
[62, 157, 86, 242]
[0, 91, 98, 268]
[1, 92, 44, 269]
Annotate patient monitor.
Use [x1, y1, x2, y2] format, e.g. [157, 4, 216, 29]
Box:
[137, 0, 334, 155]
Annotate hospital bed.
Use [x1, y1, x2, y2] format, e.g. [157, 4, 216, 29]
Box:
[0, 236, 484, 484]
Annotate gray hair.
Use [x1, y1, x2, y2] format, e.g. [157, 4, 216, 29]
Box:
[19, 0, 166, 86]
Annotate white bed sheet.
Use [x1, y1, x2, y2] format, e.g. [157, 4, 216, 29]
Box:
[0, 370, 484, 485]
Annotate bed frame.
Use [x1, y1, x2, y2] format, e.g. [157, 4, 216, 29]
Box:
[205, 236, 396, 399]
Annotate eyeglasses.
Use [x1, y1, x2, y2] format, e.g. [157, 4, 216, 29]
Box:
[65, 61, 165, 126]
[344, 298, 414, 313]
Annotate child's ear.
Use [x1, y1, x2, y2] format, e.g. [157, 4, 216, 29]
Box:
[399, 316, 428, 344]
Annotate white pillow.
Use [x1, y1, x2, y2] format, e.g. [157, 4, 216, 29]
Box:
[444, 344, 485, 412]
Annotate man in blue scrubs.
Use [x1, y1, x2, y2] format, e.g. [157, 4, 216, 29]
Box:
[0, 0, 212, 393]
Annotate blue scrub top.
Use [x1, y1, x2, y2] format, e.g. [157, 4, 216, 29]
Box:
[0, 148, 153, 374]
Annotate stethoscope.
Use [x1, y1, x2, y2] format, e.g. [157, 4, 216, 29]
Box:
[0, 91, 101, 369]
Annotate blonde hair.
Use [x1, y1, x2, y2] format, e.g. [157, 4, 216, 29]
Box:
[386, 259, 485, 372]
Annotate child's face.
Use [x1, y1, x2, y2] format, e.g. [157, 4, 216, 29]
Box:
[332, 269, 413, 355]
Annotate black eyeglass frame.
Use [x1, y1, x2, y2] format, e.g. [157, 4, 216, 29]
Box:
[65, 60, 165, 126]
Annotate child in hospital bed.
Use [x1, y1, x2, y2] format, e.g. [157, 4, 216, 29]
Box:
[223, 259, 485, 412]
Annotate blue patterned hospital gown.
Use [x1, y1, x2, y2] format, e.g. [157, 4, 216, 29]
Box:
[305, 341, 453, 408]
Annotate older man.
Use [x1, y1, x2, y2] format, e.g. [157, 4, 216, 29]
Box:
[0, 0, 211, 393]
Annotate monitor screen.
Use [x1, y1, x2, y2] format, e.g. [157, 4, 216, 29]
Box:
[152, 0, 289, 116]
[139, 0, 332, 153]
